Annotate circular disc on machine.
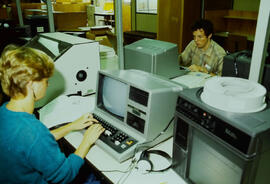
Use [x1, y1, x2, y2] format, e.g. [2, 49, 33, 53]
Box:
[201, 77, 267, 113]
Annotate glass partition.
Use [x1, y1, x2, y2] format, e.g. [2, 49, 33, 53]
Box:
[136, 0, 157, 14]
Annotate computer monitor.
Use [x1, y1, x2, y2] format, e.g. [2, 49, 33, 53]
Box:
[93, 69, 183, 162]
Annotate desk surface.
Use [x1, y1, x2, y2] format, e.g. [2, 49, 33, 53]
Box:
[94, 11, 114, 16]
[66, 130, 185, 184]
[40, 95, 186, 184]
[24, 8, 86, 14]
[25, 9, 113, 15]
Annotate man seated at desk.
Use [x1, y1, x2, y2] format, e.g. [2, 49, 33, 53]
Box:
[179, 19, 226, 76]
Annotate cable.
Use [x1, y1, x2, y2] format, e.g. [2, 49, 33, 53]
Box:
[116, 161, 137, 184]
[98, 158, 137, 184]
[133, 116, 175, 158]
[100, 158, 137, 174]
[98, 116, 175, 181]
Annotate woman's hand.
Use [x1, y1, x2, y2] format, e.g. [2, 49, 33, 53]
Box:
[83, 123, 105, 146]
[50, 113, 99, 141]
[75, 123, 105, 158]
[70, 112, 98, 131]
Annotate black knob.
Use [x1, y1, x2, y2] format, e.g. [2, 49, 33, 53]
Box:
[76, 70, 87, 82]
[193, 108, 198, 113]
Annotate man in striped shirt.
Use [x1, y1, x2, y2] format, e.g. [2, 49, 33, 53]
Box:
[179, 19, 226, 76]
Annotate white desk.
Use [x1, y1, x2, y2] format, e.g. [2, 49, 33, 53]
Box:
[94, 11, 114, 16]
[40, 95, 186, 184]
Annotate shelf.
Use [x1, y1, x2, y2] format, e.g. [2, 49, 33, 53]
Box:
[223, 16, 257, 21]
[214, 32, 255, 42]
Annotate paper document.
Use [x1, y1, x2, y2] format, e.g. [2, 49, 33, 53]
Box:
[39, 95, 96, 128]
[172, 72, 212, 88]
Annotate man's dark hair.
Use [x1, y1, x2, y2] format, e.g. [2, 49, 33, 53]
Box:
[191, 19, 214, 37]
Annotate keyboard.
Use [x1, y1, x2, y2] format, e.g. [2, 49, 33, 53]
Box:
[93, 114, 138, 154]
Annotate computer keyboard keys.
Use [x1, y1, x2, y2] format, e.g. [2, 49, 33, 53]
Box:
[115, 140, 120, 146]
[104, 130, 112, 136]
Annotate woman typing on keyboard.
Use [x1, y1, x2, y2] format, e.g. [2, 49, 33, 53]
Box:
[0, 45, 104, 184]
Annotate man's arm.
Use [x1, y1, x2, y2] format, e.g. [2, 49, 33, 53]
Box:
[179, 41, 194, 66]
[213, 41, 226, 76]
[215, 57, 224, 76]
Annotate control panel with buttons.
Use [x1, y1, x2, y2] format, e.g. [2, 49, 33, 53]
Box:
[93, 114, 138, 153]
[175, 96, 251, 155]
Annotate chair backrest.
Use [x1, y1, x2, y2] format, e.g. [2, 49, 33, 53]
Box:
[226, 33, 248, 53]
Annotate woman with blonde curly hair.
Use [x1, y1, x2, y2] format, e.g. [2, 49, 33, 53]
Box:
[0, 45, 104, 184]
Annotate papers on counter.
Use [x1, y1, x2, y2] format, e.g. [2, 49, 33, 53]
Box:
[39, 95, 95, 128]
[172, 72, 212, 88]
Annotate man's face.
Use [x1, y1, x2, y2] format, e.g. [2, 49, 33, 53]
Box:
[193, 29, 211, 50]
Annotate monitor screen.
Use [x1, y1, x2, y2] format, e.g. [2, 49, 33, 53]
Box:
[97, 75, 129, 120]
